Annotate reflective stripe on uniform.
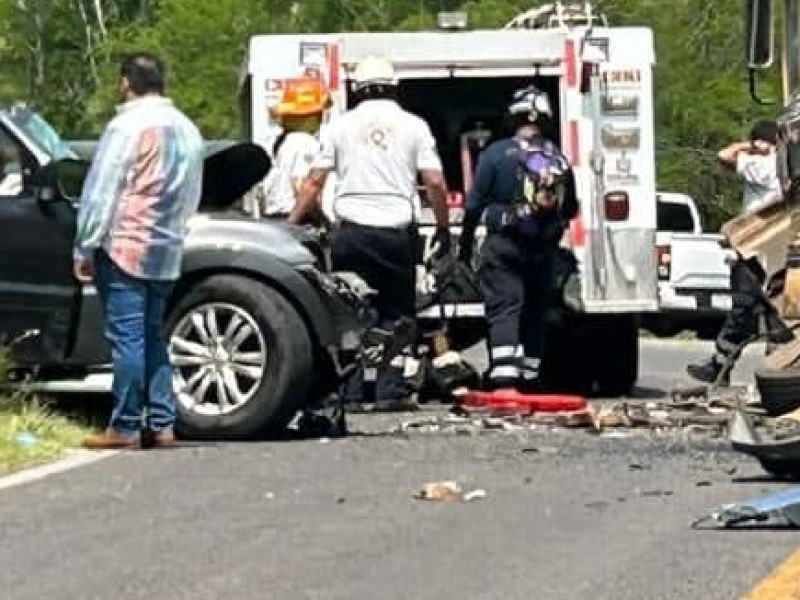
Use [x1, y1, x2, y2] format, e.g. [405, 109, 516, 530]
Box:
[491, 345, 521, 361]
[521, 357, 540, 380]
[489, 365, 519, 380]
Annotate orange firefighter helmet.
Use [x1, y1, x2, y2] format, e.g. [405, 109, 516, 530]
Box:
[270, 77, 332, 118]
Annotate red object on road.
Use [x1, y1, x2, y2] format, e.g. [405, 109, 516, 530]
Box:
[460, 389, 587, 413]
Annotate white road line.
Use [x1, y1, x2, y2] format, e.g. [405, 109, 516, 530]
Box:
[0, 449, 119, 492]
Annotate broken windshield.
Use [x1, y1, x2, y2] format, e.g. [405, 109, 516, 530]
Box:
[7, 105, 77, 161]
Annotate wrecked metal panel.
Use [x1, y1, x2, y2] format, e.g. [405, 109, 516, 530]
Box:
[694, 486, 800, 528]
[721, 201, 798, 284]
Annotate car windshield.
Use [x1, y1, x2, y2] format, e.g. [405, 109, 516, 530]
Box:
[6, 105, 77, 160]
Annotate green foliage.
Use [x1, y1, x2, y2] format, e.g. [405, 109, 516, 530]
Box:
[0, 0, 786, 229]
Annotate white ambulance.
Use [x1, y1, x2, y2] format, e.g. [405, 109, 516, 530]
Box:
[238, 3, 658, 396]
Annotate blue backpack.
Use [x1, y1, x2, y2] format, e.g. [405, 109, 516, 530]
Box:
[515, 138, 570, 240]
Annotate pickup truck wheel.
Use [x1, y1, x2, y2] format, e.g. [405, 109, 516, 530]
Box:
[590, 316, 639, 397]
[166, 275, 313, 439]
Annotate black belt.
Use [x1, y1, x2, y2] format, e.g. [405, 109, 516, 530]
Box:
[339, 219, 413, 232]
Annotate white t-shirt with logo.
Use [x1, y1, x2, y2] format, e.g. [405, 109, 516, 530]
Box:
[312, 99, 443, 228]
[736, 151, 781, 213]
[262, 131, 320, 216]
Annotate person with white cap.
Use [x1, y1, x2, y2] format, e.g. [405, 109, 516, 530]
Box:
[288, 56, 451, 411]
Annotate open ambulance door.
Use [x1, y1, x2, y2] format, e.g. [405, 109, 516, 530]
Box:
[563, 28, 659, 314]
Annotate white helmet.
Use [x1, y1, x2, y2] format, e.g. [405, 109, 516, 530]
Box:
[352, 56, 398, 90]
[508, 85, 553, 122]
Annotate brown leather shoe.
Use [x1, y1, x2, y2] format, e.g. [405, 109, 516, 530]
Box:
[140, 427, 176, 449]
[83, 429, 139, 450]
[152, 428, 176, 448]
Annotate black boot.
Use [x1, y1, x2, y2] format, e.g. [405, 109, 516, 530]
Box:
[686, 355, 731, 386]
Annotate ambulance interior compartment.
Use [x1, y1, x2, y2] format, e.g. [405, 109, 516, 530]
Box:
[395, 76, 561, 198]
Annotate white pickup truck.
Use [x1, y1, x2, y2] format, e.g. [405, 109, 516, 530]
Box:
[642, 191, 733, 338]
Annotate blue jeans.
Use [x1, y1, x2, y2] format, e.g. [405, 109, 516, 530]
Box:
[94, 250, 176, 435]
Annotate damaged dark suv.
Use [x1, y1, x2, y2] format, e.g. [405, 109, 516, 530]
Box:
[0, 104, 372, 439]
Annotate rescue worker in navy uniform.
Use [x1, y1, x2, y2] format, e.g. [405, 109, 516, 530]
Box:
[458, 85, 578, 392]
[288, 56, 451, 411]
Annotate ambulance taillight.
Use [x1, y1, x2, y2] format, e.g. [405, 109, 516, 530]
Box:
[603, 190, 630, 221]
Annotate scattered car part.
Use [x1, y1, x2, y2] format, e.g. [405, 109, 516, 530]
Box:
[730, 409, 800, 480]
[414, 481, 486, 502]
[692, 486, 800, 529]
[457, 389, 587, 413]
[754, 367, 800, 416]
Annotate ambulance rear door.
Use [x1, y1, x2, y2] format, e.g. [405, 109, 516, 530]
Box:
[562, 27, 659, 314]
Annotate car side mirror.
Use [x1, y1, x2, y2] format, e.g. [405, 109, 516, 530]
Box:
[746, 0, 774, 69]
[745, 0, 776, 105]
[35, 158, 89, 204]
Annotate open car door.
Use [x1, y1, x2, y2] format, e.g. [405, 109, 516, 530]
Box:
[0, 124, 85, 366]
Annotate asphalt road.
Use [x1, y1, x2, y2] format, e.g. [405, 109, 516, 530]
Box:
[0, 339, 798, 600]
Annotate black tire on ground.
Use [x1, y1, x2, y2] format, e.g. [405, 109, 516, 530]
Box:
[758, 458, 800, 481]
[640, 315, 681, 339]
[541, 314, 639, 397]
[166, 275, 314, 440]
[754, 368, 800, 417]
[539, 313, 593, 395]
[591, 315, 639, 397]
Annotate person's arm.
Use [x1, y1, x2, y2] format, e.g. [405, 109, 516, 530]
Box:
[421, 169, 449, 230]
[458, 147, 494, 264]
[288, 168, 331, 225]
[289, 137, 319, 199]
[287, 128, 335, 225]
[718, 141, 752, 171]
[414, 121, 450, 256]
[73, 124, 134, 263]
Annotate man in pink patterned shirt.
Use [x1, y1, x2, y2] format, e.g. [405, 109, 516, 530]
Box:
[75, 53, 204, 449]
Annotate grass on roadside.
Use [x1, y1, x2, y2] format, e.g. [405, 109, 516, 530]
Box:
[0, 348, 97, 476]
[0, 394, 94, 475]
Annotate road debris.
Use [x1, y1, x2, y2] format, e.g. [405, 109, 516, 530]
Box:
[731, 408, 800, 479]
[414, 481, 487, 502]
[692, 486, 800, 529]
[638, 489, 674, 498]
[351, 383, 800, 448]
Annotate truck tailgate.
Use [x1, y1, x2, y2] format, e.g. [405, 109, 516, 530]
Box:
[669, 233, 730, 290]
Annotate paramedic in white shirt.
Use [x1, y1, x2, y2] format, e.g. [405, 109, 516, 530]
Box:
[288, 56, 451, 411]
[259, 77, 331, 219]
[687, 120, 787, 386]
[717, 119, 781, 213]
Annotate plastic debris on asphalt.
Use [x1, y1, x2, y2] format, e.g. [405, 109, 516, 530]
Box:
[351, 383, 800, 446]
[414, 481, 487, 502]
[386, 386, 750, 438]
[692, 486, 800, 529]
